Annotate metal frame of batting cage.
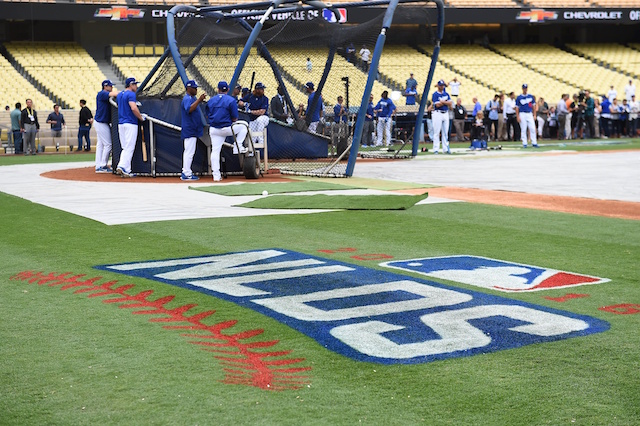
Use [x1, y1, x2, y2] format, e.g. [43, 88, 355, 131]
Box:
[159, 0, 445, 177]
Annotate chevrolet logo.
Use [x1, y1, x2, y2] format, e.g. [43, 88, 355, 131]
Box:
[94, 7, 145, 21]
[516, 9, 558, 23]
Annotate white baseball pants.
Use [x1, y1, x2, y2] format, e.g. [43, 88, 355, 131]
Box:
[209, 122, 248, 180]
[376, 117, 392, 146]
[94, 121, 112, 169]
[249, 115, 269, 144]
[432, 110, 450, 153]
[182, 137, 197, 176]
[117, 123, 138, 173]
[519, 112, 537, 146]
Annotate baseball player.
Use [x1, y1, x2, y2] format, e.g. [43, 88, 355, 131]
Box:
[180, 79, 206, 181]
[431, 79, 452, 154]
[95, 79, 118, 173]
[305, 82, 324, 133]
[515, 83, 538, 148]
[206, 81, 248, 182]
[243, 82, 269, 145]
[116, 77, 145, 177]
[374, 91, 396, 146]
[362, 94, 375, 147]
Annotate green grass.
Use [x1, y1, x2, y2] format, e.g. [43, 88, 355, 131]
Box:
[398, 138, 640, 155]
[191, 180, 365, 196]
[0, 152, 94, 166]
[1, 155, 639, 425]
[237, 193, 428, 210]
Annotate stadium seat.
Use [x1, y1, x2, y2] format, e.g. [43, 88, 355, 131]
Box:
[0, 54, 52, 114]
[492, 44, 631, 99]
[4, 42, 109, 110]
[566, 43, 640, 79]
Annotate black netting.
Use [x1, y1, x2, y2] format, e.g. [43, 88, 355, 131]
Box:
[140, 5, 436, 177]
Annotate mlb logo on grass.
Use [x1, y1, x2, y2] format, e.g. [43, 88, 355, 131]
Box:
[323, 8, 347, 23]
[381, 255, 609, 292]
[97, 249, 608, 364]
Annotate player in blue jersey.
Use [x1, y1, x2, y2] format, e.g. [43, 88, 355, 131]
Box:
[116, 77, 145, 177]
[362, 94, 375, 147]
[94, 79, 118, 173]
[374, 91, 396, 146]
[305, 82, 324, 133]
[243, 82, 269, 145]
[431, 79, 452, 154]
[206, 81, 249, 182]
[180, 80, 206, 181]
[404, 86, 417, 106]
[516, 84, 538, 148]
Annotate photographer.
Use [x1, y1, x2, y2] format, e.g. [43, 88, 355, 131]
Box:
[571, 92, 586, 139]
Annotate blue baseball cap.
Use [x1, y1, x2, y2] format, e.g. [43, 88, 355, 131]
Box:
[255, 82, 266, 90]
[186, 80, 199, 89]
[241, 87, 250, 94]
[437, 79, 446, 86]
[102, 79, 115, 87]
[217, 81, 228, 91]
[522, 83, 528, 88]
[235, 84, 242, 90]
[305, 81, 314, 90]
[125, 77, 140, 87]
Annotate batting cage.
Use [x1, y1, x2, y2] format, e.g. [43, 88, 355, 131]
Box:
[111, 0, 444, 178]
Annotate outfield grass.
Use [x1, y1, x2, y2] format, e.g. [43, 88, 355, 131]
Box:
[1, 155, 639, 425]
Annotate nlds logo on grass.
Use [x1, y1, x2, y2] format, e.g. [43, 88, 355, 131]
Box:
[97, 250, 608, 364]
[382, 256, 609, 292]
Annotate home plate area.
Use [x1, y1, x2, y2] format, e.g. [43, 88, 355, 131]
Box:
[0, 162, 457, 225]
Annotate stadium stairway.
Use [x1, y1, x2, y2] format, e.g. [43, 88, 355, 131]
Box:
[95, 59, 126, 89]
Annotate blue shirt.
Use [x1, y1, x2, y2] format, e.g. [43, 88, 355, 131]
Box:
[405, 88, 417, 106]
[365, 102, 374, 121]
[243, 94, 269, 122]
[117, 90, 138, 125]
[516, 94, 535, 113]
[181, 94, 204, 139]
[307, 92, 324, 122]
[375, 98, 396, 118]
[333, 103, 347, 123]
[47, 112, 64, 130]
[601, 99, 611, 114]
[472, 101, 482, 117]
[95, 90, 111, 123]
[206, 93, 238, 129]
[432, 90, 451, 112]
[486, 99, 500, 120]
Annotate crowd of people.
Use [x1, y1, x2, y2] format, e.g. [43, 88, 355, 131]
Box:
[420, 77, 639, 152]
[4, 72, 638, 177]
[6, 98, 97, 155]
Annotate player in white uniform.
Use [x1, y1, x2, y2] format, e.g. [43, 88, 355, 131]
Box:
[515, 84, 538, 148]
[431, 80, 453, 154]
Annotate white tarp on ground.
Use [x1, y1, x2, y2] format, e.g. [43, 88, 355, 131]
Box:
[0, 162, 453, 225]
[355, 150, 640, 203]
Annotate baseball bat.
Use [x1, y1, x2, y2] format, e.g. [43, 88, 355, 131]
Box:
[249, 71, 256, 91]
[140, 124, 148, 162]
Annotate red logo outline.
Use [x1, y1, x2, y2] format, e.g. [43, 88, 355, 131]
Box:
[516, 9, 558, 23]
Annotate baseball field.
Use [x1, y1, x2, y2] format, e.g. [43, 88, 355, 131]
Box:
[1, 141, 639, 425]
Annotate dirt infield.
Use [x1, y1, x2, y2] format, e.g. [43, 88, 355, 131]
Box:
[42, 166, 296, 183]
[426, 187, 640, 221]
[43, 165, 640, 221]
